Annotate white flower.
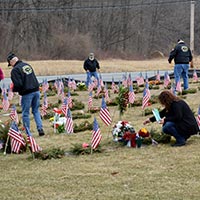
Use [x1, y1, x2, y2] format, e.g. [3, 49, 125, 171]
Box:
[112, 121, 134, 141]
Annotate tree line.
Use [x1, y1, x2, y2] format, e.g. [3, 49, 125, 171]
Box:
[0, 0, 200, 61]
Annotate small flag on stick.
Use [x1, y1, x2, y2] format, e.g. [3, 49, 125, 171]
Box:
[88, 92, 93, 110]
[128, 84, 135, 104]
[91, 118, 102, 149]
[25, 126, 42, 153]
[9, 104, 19, 124]
[142, 82, 151, 110]
[65, 108, 73, 134]
[100, 96, 112, 126]
[2, 92, 10, 111]
[8, 122, 25, 154]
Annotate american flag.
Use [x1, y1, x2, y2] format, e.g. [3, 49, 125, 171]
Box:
[8, 122, 25, 153]
[42, 79, 49, 93]
[156, 70, 160, 82]
[88, 81, 95, 92]
[136, 72, 144, 86]
[104, 83, 110, 102]
[54, 79, 59, 90]
[145, 73, 149, 83]
[65, 108, 73, 134]
[88, 92, 93, 110]
[9, 104, 19, 124]
[171, 82, 177, 96]
[8, 88, 14, 101]
[68, 77, 73, 89]
[142, 82, 151, 109]
[1, 83, 6, 95]
[41, 92, 48, 117]
[2, 92, 10, 111]
[60, 86, 65, 102]
[111, 77, 119, 94]
[96, 85, 102, 97]
[93, 78, 98, 88]
[128, 84, 135, 104]
[196, 105, 200, 127]
[99, 74, 104, 87]
[164, 71, 171, 87]
[67, 91, 73, 108]
[127, 73, 132, 86]
[71, 78, 77, 90]
[193, 69, 198, 82]
[111, 77, 116, 92]
[100, 96, 112, 126]
[176, 80, 182, 93]
[57, 80, 64, 96]
[61, 98, 68, 116]
[25, 126, 42, 153]
[122, 74, 128, 88]
[91, 118, 102, 149]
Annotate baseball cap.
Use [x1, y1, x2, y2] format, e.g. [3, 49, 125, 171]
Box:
[7, 52, 17, 66]
[177, 39, 184, 43]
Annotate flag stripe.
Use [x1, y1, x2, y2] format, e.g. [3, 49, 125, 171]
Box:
[100, 108, 112, 126]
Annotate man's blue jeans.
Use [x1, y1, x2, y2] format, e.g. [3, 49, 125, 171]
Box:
[86, 71, 100, 87]
[21, 91, 43, 131]
[162, 121, 185, 143]
[174, 64, 189, 90]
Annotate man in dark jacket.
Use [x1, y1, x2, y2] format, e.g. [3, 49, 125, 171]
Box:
[168, 39, 193, 90]
[7, 53, 45, 136]
[83, 53, 100, 87]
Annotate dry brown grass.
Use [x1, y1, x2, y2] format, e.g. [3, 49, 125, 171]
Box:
[0, 59, 200, 200]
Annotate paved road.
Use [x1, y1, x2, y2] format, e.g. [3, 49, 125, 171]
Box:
[2, 69, 199, 87]
[1, 70, 172, 87]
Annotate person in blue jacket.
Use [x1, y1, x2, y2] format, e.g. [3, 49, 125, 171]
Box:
[7, 52, 45, 136]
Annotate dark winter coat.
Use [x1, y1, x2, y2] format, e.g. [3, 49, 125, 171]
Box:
[168, 42, 193, 64]
[83, 58, 100, 72]
[11, 60, 39, 95]
[150, 100, 199, 138]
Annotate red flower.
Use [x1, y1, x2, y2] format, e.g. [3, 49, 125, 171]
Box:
[121, 121, 128, 126]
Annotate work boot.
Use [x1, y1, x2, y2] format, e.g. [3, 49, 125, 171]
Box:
[38, 129, 45, 136]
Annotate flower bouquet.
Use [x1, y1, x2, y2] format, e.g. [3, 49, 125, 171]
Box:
[112, 121, 150, 148]
[112, 121, 135, 145]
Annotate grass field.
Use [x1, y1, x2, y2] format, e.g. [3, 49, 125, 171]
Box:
[0, 59, 200, 200]
[1, 56, 200, 76]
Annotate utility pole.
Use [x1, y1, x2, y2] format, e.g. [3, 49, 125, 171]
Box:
[190, 1, 195, 53]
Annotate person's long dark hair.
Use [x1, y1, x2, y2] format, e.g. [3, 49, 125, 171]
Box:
[158, 90, 180, 110]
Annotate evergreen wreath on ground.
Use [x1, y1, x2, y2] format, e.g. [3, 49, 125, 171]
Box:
[181, 88, 197, 95]
[30, 148, 65, 160]
[71, 99, 85, 110]
[74, 120, 93, 133]
[72, 112, 91, 120]
[69, 143, 102, 155]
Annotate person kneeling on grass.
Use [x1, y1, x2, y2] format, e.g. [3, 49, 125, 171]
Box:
[143, 90, 199, 147]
